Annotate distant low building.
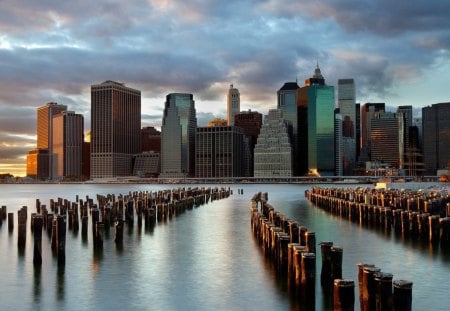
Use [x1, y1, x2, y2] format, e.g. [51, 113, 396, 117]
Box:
[26, 148, 50, 180]
[133, 152, 160, 177]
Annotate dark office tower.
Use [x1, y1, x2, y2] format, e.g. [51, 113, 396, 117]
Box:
[334, 109, 343, 176]
[360, 103, 385, 160]
[277, 81, 300, 175]
[370, 112, 404, 169]
[195, 126, 250, 178]
[141, 126, 161, 153]
[422, 103, 450, 175]
[234, 110, 263, 176]
[52, 111, 84, 180]
[91, 81, 141, 179]
[397, 105, 413, 149]
[36, 102, 67, 179]
[404, 125, 425, 176]
[338, 79, 356, 175]
[161, 93, 197, 178]
[297, 64, 335, 176]
[355, 103, 361, 159]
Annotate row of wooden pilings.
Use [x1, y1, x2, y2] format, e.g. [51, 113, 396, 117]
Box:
[305, 187, 450, 247]
[0, 187, 231, 267]
[250, 192, 413, 311]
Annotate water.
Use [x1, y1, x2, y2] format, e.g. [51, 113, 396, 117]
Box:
[0, 183, 449, 310]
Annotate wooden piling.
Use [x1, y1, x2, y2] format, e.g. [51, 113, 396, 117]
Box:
[333, 279, 355, 311]
[362, 266, 381, 311]
[393, 280, 413, 311]
[8, 212, 14, 231]
[374, 272, 393, 311]
[320, 241, 334, 287]
[33, 215, 43, 266]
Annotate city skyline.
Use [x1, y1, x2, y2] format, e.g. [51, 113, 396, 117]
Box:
[1, 1, 450, 176]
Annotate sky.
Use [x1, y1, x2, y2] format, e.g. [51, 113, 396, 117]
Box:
[1, 0, 449, 176]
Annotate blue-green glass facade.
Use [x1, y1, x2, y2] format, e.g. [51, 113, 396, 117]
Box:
[307, 85, 335, 175]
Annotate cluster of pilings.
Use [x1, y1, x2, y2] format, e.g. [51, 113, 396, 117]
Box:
[305, 187, 450, 247]
[250, 192, 413, 311]
[1, 187, 231, 267]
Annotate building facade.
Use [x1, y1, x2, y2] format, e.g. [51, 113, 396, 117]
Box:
[52, 111, 84, 179]
[338, 79, 356, 175]
[227, 84, 240, 126]
[26, 148, 50, 180]
[161, 93, 197, 178]
[90, 81, 141, 179]
[36, 102, 67, 179]
[277, 82, 300, 175]
[334, 110, 343, 176]
[141, 126, 161, 153]
[133, 151, 160, 177]
[422, 103, 450, 175]
[298, 65, 335, 176]
[370, 112, 404, 169]
[254, 109, 292, 177]
[195, 126, 250, 178]
[360, 103, 385, 160]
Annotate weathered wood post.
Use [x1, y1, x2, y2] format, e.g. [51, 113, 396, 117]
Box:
[320, 241, 334, 287]
[362, 266, 381, 311]
[56, 215, 66, 265]
[374, 272, 393, 311]
[330, 246, 343, 281]
[114, 219, 123, 244]
[8, 212, 14, 232]
[33, 215, 43, 266]
[393, 280, 413, 311]
[333, 279, 355, 311]
[18, 208, 27, 248]
[305, 231, 316, 254]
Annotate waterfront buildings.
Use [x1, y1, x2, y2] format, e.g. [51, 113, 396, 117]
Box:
[422, 102, 450, 175]
[207, 118, 228, 127]
[141, 126, 161, 153]
[227, 84, 240, 126]
[277, 81, 300, 175]
[52, 111, 84, 179]
[254, 109, 292, 177]
[360, 103, 385, 160]
[195, 125, 250, 178]
[334, 110, 343, 176]
[338, 79, 356, 175]
[90, 81, 141, 179]
[298, 65, 335, 176]
[370, 112, 404, 169]
[26, 149, 49, 180]
[234, 109, 263, 176]
[133, 151, 160, 177]
[161, 93, 197, 178]
[35, 102, 67, 179]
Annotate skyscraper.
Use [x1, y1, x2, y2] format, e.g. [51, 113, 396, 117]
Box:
[254, 109, 292, 177]
[360, 103, 385, 161]
[141, 126, 161, 153]
[36, 102, 67, 179]
[195, 125, 249, 178]
[161, 93, 197, 178]
[52, 111, 84, 179]
[90, 81, 141, 179]
[298, 64, 335, 176]
[277, 81, 299, 175]
[370, 112, 404, 169]
[334, 109, 343, 176]
[338, 79, 356, 175]
[227, 84, 240, 126]
[234, 109, 263, 177]
[422, 102, 450, 175]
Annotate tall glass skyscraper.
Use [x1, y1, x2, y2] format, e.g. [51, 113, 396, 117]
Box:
[277, 82, 299, 175]
[298, 65, 335, 176]
[338, 79, 356, 175]
[161, 93, 197, 178]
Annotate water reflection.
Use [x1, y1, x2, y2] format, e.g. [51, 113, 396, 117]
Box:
[56, 263, 65, 301]
[33, 266, 41, 303]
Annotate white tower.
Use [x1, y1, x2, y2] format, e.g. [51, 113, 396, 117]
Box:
[227, 84, 240, 125]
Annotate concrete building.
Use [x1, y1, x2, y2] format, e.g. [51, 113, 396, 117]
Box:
[234, 109, 263, 176]
[334, 110, 343, 176]
[360, 103, 385, 160]
[161, 93, 197, 178]
[298, 64, 335, 176]
[254, 109, 292, 177]
[52, 111, 84, 180]
[133, 151, 160, 177]
[370, 112, 404, 169]
[227, 84, 240, 126]
[422, 102, 450, 175]
[338, 79, 356, 175]
[141, 126, 161, 153]
[36, 102, 67, 179]
[90, 81, 141, 179]
[195, 126, 250, 178]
